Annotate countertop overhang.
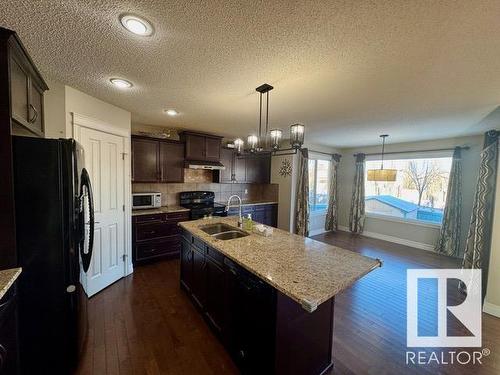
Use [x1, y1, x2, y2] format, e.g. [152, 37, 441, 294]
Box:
[0, 267, 22, 300]
[179, 217, 381, 312]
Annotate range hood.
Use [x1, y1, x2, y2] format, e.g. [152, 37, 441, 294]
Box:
[186, 160, 226, 170]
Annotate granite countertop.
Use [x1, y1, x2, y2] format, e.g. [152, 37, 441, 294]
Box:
[179, 217, 381, 312]
[132, 205, 190, 216]
[0, 267, 22, 300]
[217, 200, 279, 207]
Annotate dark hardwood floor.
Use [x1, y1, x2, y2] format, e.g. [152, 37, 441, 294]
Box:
[76, 231, 500, 375]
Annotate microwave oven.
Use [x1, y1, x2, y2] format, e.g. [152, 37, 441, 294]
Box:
[132, 192, 162, 210]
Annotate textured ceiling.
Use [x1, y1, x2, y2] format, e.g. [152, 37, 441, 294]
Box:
[1, 0, 499, 147]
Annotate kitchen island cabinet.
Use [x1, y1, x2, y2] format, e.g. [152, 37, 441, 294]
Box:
[179, 218, 381, 374]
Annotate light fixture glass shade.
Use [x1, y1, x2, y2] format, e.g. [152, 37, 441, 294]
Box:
[270, 129, 282, 150]
[234, 138, 244, 154]
[247, 135, 259, 152]
[367, 169, 397, 182]
[290, 123, 305, 149]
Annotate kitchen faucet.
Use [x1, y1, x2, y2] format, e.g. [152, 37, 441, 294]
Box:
[225, 194, 243, 228]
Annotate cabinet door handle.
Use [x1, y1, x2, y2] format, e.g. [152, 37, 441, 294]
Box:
[29, 104, 38, 123]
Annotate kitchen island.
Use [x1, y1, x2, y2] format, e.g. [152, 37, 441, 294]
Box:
[179, 217, 381, 374]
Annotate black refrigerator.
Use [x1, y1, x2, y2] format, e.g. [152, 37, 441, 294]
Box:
[12, 136, 95, 374]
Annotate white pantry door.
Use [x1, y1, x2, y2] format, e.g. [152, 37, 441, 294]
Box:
[79, 127, 126, 296]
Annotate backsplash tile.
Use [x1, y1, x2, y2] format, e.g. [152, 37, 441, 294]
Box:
[132, 182, 279, 207]
[184, 169, 212, 183]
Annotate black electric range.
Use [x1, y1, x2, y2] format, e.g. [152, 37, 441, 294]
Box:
[179, 191, 227, 220]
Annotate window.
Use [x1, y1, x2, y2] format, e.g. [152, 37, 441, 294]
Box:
[308, 159, 330, 213]
[364, 157, 452, 224]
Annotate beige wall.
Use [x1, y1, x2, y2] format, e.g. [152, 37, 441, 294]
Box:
[271, 154, 296, 232]
[43, 79, 66, 138]
[44, 83, 131, 138]
[65, 86, 131, 136]
[337, 135, 484, 252]
[270, 143, 338, 233]
[485, 161, 500, 316]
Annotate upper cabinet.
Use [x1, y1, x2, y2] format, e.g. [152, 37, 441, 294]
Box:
[131, 136, 185, 183]
[0, 27, 48, 269]
[214, 148, 271, 184]
[7, 30, 48, 137]
[181, 131, 222, 162]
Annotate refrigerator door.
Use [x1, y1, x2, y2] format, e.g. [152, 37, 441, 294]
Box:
[13, 137, 88, 374]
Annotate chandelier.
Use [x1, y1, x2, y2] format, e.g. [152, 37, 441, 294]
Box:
[233, 84, 305, 155]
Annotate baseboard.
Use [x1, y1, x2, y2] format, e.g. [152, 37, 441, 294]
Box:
[309, 228, 329, 236]
[483, 302, 500, 318]
[337, 225, 435, 252]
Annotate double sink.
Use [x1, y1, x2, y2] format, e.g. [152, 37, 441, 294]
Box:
[200, 223, 249, 241]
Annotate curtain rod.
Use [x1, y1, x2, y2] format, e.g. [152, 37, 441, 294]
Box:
[309, 149, 342, 158]
[353, 146, 470, 157]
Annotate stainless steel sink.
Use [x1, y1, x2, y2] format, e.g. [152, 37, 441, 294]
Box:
[200, 223, 237, 235]
[212, 230, 249, 240]
[199, 223, 249, 240]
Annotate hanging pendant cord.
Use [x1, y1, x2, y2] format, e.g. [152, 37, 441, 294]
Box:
[258, 92, 262, 139]
[265, 91, 269, 147]
[381, 135, 386, 170]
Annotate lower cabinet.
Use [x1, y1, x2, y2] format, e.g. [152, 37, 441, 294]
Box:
[179, 229, 335, 375]
[227, 203, 277, 227]
[0, 284, 19, 375]
[132, 211, 190, 265]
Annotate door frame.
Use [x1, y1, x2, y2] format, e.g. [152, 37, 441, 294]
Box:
[71, 112, 133, 278]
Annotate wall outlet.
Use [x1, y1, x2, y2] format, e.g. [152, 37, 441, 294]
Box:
[244, 189, 248, 195]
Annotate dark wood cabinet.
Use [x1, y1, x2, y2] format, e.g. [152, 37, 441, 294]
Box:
[191, 245, 206, 310]
[160, 142, 184, 182]
[181, 131, 222, 162]
[132, 211, 189, 265]
[218, 147, 234, 183]
[228, 203, 277, 227]
[214, 148, 271, 184]
[245, 156, 270, 183]
[8, 35, 47, 137]
[0, 283, 19, 375]
[234, 155, 247, 182]
[0, 27, 49, 270]
[205, 256, 226, 335]
[179, 229, 335, 375]
[180, 237, 193, 292]
[131, 136, 185, 183]
[132, 138, 159, 182]
[205, 137, 221, 161]
[184, 133, 206, 160]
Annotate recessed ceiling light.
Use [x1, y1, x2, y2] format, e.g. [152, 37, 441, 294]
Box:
[120, 14, 154, 36]
[109, 78, 133, 89]
[165, 109, 178, 116]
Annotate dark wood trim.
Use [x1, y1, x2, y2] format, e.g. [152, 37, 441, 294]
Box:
[0, 29, 17, 269]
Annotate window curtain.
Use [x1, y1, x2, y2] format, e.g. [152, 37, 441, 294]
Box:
[435, 147, 463, 257]
[349, 153, 366, 234]
[295, 148, 310, 236]
[325, 154, 341, 231]
[460, 130, 498, 301]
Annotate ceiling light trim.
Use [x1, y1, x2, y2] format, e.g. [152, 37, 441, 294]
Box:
[119, 13, 154, 37]
[109, 78, 133, 89]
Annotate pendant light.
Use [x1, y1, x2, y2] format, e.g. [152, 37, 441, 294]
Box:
[367, 134, 397, 182]
[233, 83, 306, 155]
[290, 123, 305, 149]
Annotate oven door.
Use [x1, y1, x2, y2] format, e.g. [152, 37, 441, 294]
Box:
[133, 194, 154, 209]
